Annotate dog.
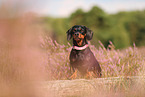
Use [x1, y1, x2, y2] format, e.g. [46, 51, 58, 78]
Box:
[67, 25, 102, 79]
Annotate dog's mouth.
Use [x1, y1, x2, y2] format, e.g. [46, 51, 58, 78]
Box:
[74, 37, 81, 41]
[73, 33, 85, 42]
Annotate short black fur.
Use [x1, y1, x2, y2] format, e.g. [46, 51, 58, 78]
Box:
[67, 25, 102, 78]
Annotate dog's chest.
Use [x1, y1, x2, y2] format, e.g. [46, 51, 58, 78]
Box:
[76, 52, 91, 62]
[70, 48, 91, 64]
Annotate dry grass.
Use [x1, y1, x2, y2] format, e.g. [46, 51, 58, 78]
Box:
[41, 37, 145, 80]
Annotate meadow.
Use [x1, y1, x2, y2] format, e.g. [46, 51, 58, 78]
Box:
[0, 8, 145, 97]
[41, 36, 145, 80]
[40, 37, 145, 97]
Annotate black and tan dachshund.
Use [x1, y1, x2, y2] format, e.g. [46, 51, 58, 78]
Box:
[67, 25, 102, 79]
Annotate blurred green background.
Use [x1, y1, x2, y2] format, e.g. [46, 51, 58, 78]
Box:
[41, 6, 145, 49]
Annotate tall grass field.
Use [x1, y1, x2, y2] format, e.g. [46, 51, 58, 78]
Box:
[0, 12, 145, 97]
[41, 37, 145, 80]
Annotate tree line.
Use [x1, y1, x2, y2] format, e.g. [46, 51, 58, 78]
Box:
[42, 6, 145, 49]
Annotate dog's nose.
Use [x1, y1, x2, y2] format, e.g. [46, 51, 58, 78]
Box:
[74, 32, 79, 36]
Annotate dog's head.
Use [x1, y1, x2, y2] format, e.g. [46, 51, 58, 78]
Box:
[67, 25, 93, 43]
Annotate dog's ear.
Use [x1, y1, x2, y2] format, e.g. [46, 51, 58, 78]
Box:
[85, 26, 93, 40]
[66, 27, 73, 41]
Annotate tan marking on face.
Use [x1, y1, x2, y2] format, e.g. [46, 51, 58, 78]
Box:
[73, 33, 86, 46]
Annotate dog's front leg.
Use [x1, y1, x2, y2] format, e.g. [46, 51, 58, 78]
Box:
[85, 71, 94, 79]
[69, 69, 77, 79]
